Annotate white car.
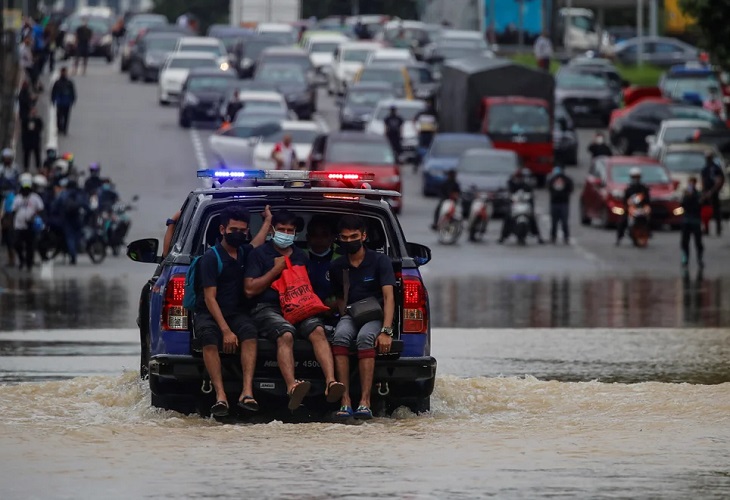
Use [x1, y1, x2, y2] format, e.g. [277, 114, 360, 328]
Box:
[304, 33, 350, 72]
[329, 41, 383, 96]
[366, 48, 414, 66]
[209, 119, 283, 168]
[158, 52, 219, 105]
[365, 98, 425, 156]
[235, 91, 291, 116]
[174, 36, 230, 69]
[646, 119, 712, 158]
[253, 120, 327, 170]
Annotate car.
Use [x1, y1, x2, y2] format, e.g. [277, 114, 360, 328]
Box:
[609, 101, 725, 155]
[329, 41, 383, 96]
[424, 41, 494, 79]
[659, 63, 727, 109]
[256, 22, 297, 44]
[421, 133, 493, 196]
[580, 156, 682, 228]
[158, 52, 220, 105]
[207, 25, 255, 56]
[253, 62, 317, 119]
[565, 58, 624, 95]
[209, 120, 283, 168]
[119, 13, 168, 71]
[554, 67, 620, 126]
[61, 15, 114, 62]
[128, 32, 184, 82]
[253, 120, 327, 170]
[354, 63, 415, 100]
[659, 143, 730, 218]
[613, 36, 700, 68]
[646, 119, 712, 158]
[454, 148, 516, 217]
[302, 32, 350, 73]
[405, 62, 439, 101]
[423, 30, 492, 61]
[316, 16, 357, 37]
[308, 132, 403, 212]
[174, 36, 230, 69]
[234, 90, 291, 118]
[179, 69, 239, 128]
[236, 34, 289, 78]
[257, 46, 323, 86]
[127, 169, 435, 416]
[554, 104, 578, 166]
[338, 81, 397, 130]
[366, 48, 415, 66]
[365, 99, 426, 162]
[378, 20, 432, 49]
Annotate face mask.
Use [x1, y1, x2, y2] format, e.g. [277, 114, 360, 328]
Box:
[272, 231, 295, 248]
[20, 187, 31, 196]
[224, 231, 248, 248]
[309, 247, 331, 257]
[340, 239, 363, 255]
[631, 178, 640, 185]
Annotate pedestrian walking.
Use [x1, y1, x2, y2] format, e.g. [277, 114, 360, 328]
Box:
[21, 107, 43, 172]
[680, 176, 704, 269]
[51, 68, 76, 136]
[17, 80, 35, 126]
[44, 21, 58, 73]
[534, 30, 553, 72]
[547, 166, 574, 244]
[700, 150, 725, 236]
[73, 17, 92, 76]
[384, 106, 404, 164]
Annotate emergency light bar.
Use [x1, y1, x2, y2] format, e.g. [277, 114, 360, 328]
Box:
[197, 169, 376, 182]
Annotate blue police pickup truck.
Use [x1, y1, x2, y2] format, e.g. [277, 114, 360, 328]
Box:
[127, 169, 437, 417]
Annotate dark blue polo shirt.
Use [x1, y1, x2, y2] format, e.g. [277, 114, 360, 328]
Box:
[244, 240, 309, 305]
[306, 248, 341, 302]
[195, 242, 252, 315]
[330, 249, 396, 305]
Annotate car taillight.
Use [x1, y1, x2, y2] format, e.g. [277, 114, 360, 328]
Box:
[162, 275, 188, 331]
[402, 275, 428, 334]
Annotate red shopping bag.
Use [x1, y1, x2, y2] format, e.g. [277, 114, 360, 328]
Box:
[271, 256, 329, 324]
[701, 205, 713, 226]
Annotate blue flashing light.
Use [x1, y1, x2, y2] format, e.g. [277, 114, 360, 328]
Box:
[197, 169, 267, 179]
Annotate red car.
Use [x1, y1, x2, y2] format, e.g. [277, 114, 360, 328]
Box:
[580, 156, 682, 228]
[307, 131, 402, 213]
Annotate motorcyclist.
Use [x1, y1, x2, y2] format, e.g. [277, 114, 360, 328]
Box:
[51, 179, 89, 265]
[616, 167, 651, 246]
[588, 132, 612, 158]
[431, 169, 461, 230]
[83, 162, 104, 197]
[700, 150, 725, 236]
[384, 105, 404, 164]
[499, 169, 545, 244]
[413, 99, 438, 170]
[97, 179, 120, 213]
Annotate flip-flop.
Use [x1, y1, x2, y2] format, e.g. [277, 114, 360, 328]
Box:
[287, 380, 311, 410]
[354, 405, 373, 420]
[334, 405, 354, 420]
[210, 400, 229, 417]
[237, 395, 260, 412]
[325, 380, 346, 403]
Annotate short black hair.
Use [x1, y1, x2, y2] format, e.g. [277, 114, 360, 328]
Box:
[219, 206, 250, 227]
[337, 214, 366, 233]
[307, 215, 335, 234]
[272, 209, 297, 227]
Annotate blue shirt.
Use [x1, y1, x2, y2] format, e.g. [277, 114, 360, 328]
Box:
[245, 240, 309, 305]
[329, 249, 396, 305]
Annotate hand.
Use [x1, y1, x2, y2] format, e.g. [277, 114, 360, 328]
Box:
[375, 332, 392, 354]
[263, 205, 272, 221]
[273, 256, 287, 273]
[222, 329, 238, 354]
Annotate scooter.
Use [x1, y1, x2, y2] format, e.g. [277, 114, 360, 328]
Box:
[627, 193, 651, 247]
[510, 190, 534, 245]
[436, 197, 463, 245]
[463, 189, 489, 242]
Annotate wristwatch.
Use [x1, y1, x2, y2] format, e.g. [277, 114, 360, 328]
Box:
[380, 326, 393, 336]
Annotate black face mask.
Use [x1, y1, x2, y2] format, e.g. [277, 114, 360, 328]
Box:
[20, 187, 31, 196]
[340, 239, 363, 255]
[224, 231, 249, 248]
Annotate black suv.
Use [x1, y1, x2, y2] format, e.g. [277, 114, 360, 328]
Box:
[179, 69, 238, 128]
[254, 62, 317, 119]
[129, 32, 184, 82]
[127, 170, 436, 418]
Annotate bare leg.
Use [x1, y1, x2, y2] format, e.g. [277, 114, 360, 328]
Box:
[334, 355, 351, 407]
[276, 332, 297, 393]
[309, 328, 336, 384]
[239, 339, 257, 399]
[202, 345, 226, 404]
[358, 357, 375, 408]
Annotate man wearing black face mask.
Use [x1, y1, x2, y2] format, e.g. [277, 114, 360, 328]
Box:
[194, 205, 271, 417]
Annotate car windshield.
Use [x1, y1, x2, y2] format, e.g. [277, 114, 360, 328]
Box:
[255, 65, 306, 83]
[68, 18, 109, 33]
[669, 106, 723, 125]
[241, 99, 284, 110]
[664, 125, 706, 143]
[167, 57, 217, 69]
[431, 137, 489, 157]
[234, 113, 285, 126]
[487, 104, 551, 134]
[557, 71, 609, 89]
[611, 165, 670, 183]
[375, 104, 423, 120]
[343, 49, 372, 62]
[311, 41, 340, 53]
[262, 56, 311, 71]
[346, 89, 393, 106]
[147, 37, 179, 51]
[263, 129, 319, 144]
[180, 44, 223, 56]
[359, 68, 403, 85]
[245, 40, 279, 58]
[459, 153, 516, 174]
[187, 76, 233, 91]
[664, 75, 721, 100]
[327, 141, 395, 164]
[663, 152, 707, 173]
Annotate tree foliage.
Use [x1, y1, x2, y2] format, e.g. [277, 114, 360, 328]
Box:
[679, 0, 730, 65]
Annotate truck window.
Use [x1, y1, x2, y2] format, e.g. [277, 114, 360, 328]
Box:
[487, 104, 550, 134]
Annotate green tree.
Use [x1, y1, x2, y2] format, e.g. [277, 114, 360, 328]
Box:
[679, 0, 729, 65]
[151, 0, 229, 34]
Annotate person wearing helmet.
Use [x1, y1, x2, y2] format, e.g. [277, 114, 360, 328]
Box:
[84, 162, 103, 196]
[11, 173, 44, 270]
[498, 168, 545, 244]
[33, 174, 52, 211]
[42, 148, 58, 175]
[616, 167, 651, 246]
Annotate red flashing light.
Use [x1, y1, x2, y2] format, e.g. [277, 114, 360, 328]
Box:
[309, 172, 376, 182]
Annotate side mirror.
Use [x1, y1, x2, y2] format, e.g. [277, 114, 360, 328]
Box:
[127, 238, 160, 264]
[406, 242, 432, 266]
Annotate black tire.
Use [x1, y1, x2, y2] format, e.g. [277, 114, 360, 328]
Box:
[179, 112, 191, 128]
[129, 68, 139, 82]
[87, 237, 106, 264]
[469, 218, 487, 242]
[120, 57, 129, 72]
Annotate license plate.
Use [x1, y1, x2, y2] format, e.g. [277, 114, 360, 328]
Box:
[573, 105, 590, 114]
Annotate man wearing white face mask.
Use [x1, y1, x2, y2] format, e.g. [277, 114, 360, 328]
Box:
[588, 132, 612, 159]
[244, 210, 345, 410]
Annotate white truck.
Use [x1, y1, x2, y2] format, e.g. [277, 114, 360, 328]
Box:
[229, 0, 301, 27]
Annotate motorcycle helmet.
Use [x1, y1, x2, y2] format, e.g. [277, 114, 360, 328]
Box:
[1, 148, 14, 160]
[629, 167, 642, 178]
[54, 159, 69, 175]
[89, 162, 101, 172]
[61, 152, 74, 168]
[33, 175, 48, 189]
[19, 173, 33, 188]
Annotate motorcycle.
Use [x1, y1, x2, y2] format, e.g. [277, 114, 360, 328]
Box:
[463, 189, 490, 242]
[436, 197, 463, 245]
[510, 190, 534, 245]
[89, 195, 138, 259]
[627, 193, 651, 247]
[37, 223, 105, 264]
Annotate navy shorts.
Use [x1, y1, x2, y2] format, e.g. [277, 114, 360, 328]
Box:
[194, 311, 258, 348]
[251, 303, 323, 343]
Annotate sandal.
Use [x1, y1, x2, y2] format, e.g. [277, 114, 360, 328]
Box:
[334, 405, 354, 420]
[325, 380, 346, 403]
[237, 395, 260, 412]
[210, 400, 229, 417]
[354, 405, 373, 420]
[287, 380, 311, 410]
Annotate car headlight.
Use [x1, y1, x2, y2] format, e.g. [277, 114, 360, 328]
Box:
[220, 62, 230, 71]
[673, 207, 685, 216]
[183, 93, 199, 105]
[611, 206, 625, 215]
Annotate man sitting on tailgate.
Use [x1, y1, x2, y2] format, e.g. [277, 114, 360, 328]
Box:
[244, 210, 345, 410]
[195, 205, 272, 418]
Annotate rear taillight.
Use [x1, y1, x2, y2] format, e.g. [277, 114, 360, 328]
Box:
[162, 275, 187, 331]
[402, 275, 428, 334]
